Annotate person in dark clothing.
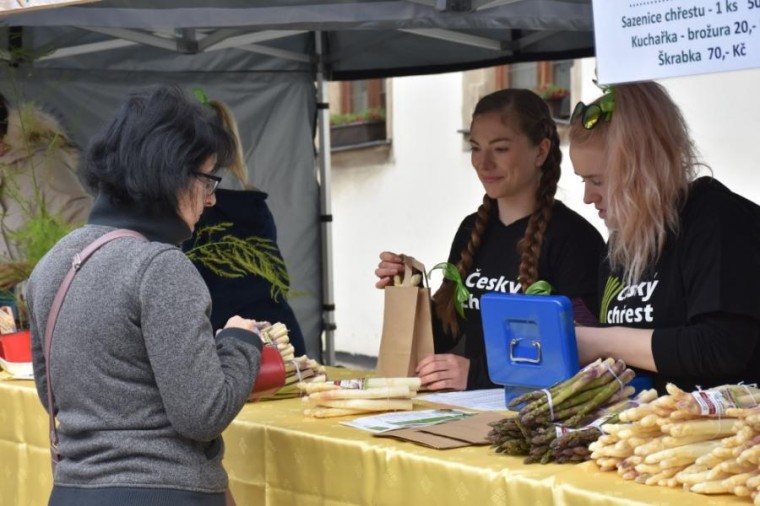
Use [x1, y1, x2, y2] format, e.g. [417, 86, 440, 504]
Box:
[376, 89, 604, 391]
[184, 99, 306, 357]
[570, 81, 760, 394]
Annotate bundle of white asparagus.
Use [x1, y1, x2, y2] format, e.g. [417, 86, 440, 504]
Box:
[299, 377, 422, 418]
[258, 322, 328, 399]
[589, 382, 760, 503]
[675, 406, 760, 501]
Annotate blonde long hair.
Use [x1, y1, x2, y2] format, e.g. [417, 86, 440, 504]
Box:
[209, 100, 250, 188]
[433, 89, 562, 337]
[569, 82, 699, 285]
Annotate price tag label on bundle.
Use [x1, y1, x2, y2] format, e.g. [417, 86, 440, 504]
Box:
[690, 389, 738, 416]
[0, 307, 17, 335]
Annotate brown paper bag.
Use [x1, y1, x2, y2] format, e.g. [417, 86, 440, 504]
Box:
[375, 256, 435, 377]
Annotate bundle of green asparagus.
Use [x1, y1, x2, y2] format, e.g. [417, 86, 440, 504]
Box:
[487, 358, 652, 464]
[258, 322, 327, 399]
[299, 377, 421, 418]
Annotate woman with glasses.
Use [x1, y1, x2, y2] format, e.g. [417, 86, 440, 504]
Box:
[26, 85, 262, 506]
[376, 89, 604, 391]
[569, 81, 760, 394]
[183, 98, 307, 357]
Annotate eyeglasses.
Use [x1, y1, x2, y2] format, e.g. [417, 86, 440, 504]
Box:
[192, 171, 222, 196]
[571, 92, 615, 130]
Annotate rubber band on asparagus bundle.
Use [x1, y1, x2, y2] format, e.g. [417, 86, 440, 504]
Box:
[603, 361, 624, 393]
[290, 358, 304, 384]
[541, 388, 556, 422]
[740, 382, 759, 406]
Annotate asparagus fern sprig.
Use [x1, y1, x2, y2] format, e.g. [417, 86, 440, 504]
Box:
[185, 222, 291, 301]
[7, 207, 74, 268]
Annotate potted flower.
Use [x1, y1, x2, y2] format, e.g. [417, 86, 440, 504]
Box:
[329, 107, 387, 148]
[533, 84, 570, 118]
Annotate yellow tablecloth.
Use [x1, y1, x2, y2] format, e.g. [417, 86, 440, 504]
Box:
[0, 370, 749, 506]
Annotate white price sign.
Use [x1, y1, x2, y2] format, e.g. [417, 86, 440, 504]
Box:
[0, 0, 99, 15]
[593, 0, 760, 84]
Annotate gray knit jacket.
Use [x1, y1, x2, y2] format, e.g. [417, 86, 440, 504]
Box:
[27, 196, 262, 502]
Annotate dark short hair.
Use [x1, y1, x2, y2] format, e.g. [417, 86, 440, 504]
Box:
[82, 84, 234, 215]
[0, 92, 8, 138]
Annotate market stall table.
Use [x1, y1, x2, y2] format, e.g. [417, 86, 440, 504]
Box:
[0, 369, 749, 505]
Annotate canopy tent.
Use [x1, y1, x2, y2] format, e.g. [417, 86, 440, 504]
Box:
[0, 0, 595, 362]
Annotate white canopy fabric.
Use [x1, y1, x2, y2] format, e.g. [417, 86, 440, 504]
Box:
[0, 0, 595, 362]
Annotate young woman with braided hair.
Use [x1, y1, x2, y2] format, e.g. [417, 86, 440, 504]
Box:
[376, 89, 604, 391]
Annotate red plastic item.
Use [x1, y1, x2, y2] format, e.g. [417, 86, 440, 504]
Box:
[248, 344, 286, 401]
[0, 330, 32, 363]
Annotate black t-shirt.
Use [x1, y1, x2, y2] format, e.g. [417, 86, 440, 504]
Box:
[598, 177, 760, 393]
[435, 200, 605, 389]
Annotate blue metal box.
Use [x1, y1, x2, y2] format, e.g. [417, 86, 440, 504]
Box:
[481, 293, 579, 405]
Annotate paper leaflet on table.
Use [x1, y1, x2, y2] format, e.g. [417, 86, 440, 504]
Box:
[416, 389, 507, 411]
[341, 409, 473, 433]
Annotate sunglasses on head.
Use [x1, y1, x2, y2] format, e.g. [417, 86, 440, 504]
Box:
[571, 91, 615, 130]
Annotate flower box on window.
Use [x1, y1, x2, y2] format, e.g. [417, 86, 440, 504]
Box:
[533, 84, 570, 119]
[330, 120, 387, 148]
[545, 97, 570, 119]
[329, 108, 387, 148]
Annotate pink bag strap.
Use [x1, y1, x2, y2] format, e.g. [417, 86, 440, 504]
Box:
[44, 229, 146, 468]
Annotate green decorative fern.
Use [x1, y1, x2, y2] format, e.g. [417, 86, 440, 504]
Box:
[1, 104, 77, 268]
[7, 208, 74, 267]
[185, 222, 292, 301]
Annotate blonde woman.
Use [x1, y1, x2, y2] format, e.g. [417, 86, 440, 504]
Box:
[570, 81, 760, 394]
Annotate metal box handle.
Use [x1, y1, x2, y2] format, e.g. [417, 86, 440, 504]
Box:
[509, 338, 542, 364]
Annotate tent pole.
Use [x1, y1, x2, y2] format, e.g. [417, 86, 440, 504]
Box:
[315, 31, 337, 366]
